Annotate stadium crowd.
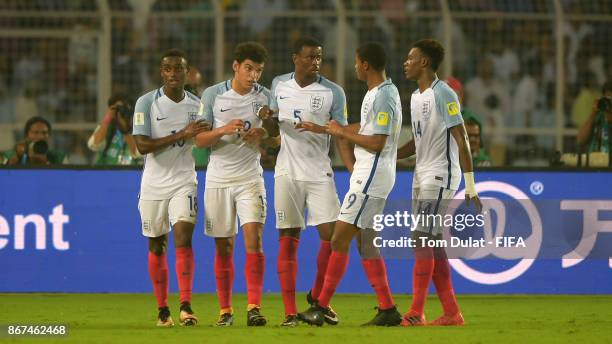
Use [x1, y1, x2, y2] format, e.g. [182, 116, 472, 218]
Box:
[0, 0, 610, 167]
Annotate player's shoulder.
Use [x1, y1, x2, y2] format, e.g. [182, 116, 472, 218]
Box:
[135, 88, 159, 107]
[203, 80, 231, 99]
[375, 79, 399, 101]
[318, 76, 345, 93]
[185, 90, 200, 104]
[252, 83, 270, 96]
[271, 73, 294, 86]
[432, 79, 457, 101]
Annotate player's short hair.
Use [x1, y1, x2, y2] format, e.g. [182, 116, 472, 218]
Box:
[412, 39, 444, 72]
[160, 48, 189, 66]
[603, 80, 612, 94]
[24, 116, 51, 136]
[234, 41, 268, 64]
[356, 42, 386, 71]
[293, 36, 322, 55]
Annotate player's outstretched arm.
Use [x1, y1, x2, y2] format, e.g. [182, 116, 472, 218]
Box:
[134, 121, 210, 155]
[326, 120, 387, 153]
[194, 119, 244, 148]
[450, 124, 482, 212]
[295, 121, 328, 134]
[397, 139, 415, 159]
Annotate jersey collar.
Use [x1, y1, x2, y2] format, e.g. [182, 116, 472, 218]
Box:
[158, 86, 188, 103]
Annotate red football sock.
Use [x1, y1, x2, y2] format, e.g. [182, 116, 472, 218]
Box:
[362, 258, 395, 310]
[432, 248, 460, 315]
[148, 252, 168, 308]
[175, 247, 194, 304]
[277, 237, 299, 316]
[317, 251, 349, 308]
[410, 247, 434, 315]
[214, 253, 234, 310]
[245, 252, 265, 307]
[311, 240, 332, 300]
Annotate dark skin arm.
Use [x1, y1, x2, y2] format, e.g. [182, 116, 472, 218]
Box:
[397, 139, 416, 159]
[334, 123, 360, 172]
[194, 119, 244, 148]
[326, 120, 387, 153]
[258, 105, 280, 138]
[335, 136, 355, 172]
[449, 123, 482, 212]
[134, 121, 210, 155]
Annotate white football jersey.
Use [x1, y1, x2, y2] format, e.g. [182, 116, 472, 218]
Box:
[350, 79, 402, 199]
[270, 73, 348, 182]
[410, 78, 464, 190]
[133, 87, 202, 200]
[200, 80, 271, 187]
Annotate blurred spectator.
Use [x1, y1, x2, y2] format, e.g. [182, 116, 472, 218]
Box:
[87, 94, 141, 165]
[464, 114, 492, 167]
[240, 0, 287, 38]
[15, 85, 39, 124]
[563, 19, 593, 88]
[464, 57, 510, 132]
[185, 67, 209, 167]
[6, 116, 67, 165]
[571, 71, 600, 128]
[185, 67, 203, 96]
[465, 57, 509, 164]
[512, 60, 539, 128]
[447, 76, 491, 167]
[576, 81, 611, 154]
[488, 39, 519, 88]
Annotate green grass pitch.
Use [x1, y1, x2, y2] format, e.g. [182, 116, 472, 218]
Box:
[1, 293, 611, 343]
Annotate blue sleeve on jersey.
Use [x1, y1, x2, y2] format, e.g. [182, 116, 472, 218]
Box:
[328, 83, 348, 126]
[434, 84, 464, 128]
[269, 76, 280, 113]
[132, 92, 154, 136]
[199, 86, 217, 124]
[370, 87, 396, 135]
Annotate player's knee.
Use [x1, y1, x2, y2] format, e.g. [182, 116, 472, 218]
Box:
[317, 223, 334, 241]
[245, 236, 263, 253]
[148, 238, 167, 255]
[279, 228, 300, 239]
[330, 235, 350, 253]
[357, 240, 381, 259]
[174, 231, 192, 248]
[215, 238, 234, 256]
